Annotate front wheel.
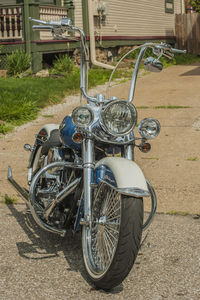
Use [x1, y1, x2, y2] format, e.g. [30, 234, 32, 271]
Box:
[82, 182, 143, 290]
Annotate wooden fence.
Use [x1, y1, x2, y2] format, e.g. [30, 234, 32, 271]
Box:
[175, 13, 200, 55]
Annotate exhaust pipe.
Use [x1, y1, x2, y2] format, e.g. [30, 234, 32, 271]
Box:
[8, 166, 29, 204]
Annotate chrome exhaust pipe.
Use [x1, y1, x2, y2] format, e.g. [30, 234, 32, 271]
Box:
[8, 166, 29, 204]
[8, 165, 66, 236]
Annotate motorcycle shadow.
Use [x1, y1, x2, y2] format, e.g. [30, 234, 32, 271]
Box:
[7, 203, 82, 266]
[7, 203, 123, 293]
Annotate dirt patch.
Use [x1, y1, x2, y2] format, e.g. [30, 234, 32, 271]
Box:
[0, 70, 7, 78]
[0, 63, 200, 214]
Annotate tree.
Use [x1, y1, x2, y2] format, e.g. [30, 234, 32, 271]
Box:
[188, 0, 200, 12]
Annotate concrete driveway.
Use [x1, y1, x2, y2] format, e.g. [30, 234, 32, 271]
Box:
[0, 63, 200, 299]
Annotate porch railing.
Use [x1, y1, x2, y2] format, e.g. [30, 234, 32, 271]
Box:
[40, 5, 67, 40]
[0, 6, 23, 41]
[0, 4, 68, 42]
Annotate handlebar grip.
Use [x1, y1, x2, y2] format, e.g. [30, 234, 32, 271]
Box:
[171, 48, 187, 54]
[32, 25, 54, 31]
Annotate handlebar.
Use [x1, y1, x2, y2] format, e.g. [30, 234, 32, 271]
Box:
[32, 25, 54, 31]
[29, 17, 72, 28]
[171, 48, 186, 54]
[30, 18, 187, 105]
[154, 43, 186, 55]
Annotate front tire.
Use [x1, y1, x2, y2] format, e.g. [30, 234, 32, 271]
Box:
[82, 182, 143, 290]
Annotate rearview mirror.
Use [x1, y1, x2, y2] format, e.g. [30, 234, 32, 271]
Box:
[144, 57, 163, 72]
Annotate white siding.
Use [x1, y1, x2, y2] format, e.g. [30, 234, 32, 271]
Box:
[74, 0, 83, 29]
[79, 0, 182, 38]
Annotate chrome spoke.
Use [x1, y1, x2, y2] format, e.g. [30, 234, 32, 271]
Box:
[104, 229, 115, 249]
[106, 215, 121, 222]
[104, 231, 114, 259]
[83, 182, 121, 277]
[102, 188, 116, 214]
[105, 197, 120, 216]
[105, 225, 119, 235]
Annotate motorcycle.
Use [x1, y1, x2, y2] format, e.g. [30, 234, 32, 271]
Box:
[8, 17, 186, 290]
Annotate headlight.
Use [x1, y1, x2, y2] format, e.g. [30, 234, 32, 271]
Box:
[101, 101, 137, 136]
[138, 118, 160, 139]
[72, 106, 94, 127]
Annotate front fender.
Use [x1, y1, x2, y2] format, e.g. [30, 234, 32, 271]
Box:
[95, 157, 149, 198]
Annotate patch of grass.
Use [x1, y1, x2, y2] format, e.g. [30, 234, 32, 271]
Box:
[167, 210, 189, 216]
[4, 195, 17, 204]
[186, 157, 198, 161]
[0, 122, 13, 135]
[50, 54, 74, 76]
[0, 67, 132, 132]
[42, 114, 54, 118]
[153, 105, 191, 109]
[7, 50, 31, 76]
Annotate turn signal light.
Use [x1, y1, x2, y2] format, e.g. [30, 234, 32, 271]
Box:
[139, 143, 151, 153]
[72, 132, 83, 144]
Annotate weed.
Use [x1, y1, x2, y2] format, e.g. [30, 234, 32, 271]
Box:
[50, 54, 75, 76]
[4, 195, 17, 204]
[42, 114, 54, 118]
[181, 212, 189, 216]
[7, 50, 31, 76]
[153, 105, 191, 109]
[0, 122, 13, 135]
[167, 210, 189, 216]
[186, 157, 198, 161]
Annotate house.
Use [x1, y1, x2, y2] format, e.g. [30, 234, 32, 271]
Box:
[0, 0, 185, 72]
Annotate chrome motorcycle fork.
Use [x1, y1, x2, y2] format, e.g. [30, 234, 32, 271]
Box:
[124, 144, 134, 161]
[82, 138, 94, 226]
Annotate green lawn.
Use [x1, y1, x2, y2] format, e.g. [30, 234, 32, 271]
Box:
[0, 68, 131, 134]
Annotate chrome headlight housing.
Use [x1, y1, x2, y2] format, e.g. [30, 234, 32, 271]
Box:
[72, 106, 94, 127]
[138, 118, 160, 139]
[100, 100, 137, 136]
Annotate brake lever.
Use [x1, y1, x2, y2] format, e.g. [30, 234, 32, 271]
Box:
[163, 50, 174, 59]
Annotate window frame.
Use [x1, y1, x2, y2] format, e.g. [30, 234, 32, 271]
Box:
[165, 0, 174, 14]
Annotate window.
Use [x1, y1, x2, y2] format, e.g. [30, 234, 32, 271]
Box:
[165, 0, 174, 14]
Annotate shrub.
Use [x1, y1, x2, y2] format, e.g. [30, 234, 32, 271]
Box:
[51, 54, 74, 76]
[7, 50, 31, 76]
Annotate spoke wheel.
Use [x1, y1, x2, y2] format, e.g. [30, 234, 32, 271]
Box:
[83, 183, 121, 278]
[82, 182, 143, 290]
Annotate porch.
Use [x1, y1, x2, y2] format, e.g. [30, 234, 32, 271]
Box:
[0, 0, 76, 72]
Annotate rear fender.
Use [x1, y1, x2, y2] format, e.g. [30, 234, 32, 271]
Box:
[29, 124, 60, 169]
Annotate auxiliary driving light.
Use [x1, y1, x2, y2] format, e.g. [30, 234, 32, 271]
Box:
[138, 118, 160, 140]
[72, 132, 84, 144]
[139, 143, 151, 153]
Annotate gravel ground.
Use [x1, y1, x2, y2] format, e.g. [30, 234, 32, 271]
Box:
[0, 202, 199, 300]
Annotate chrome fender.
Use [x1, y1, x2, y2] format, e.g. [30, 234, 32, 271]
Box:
[95, 157, 149, 198]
